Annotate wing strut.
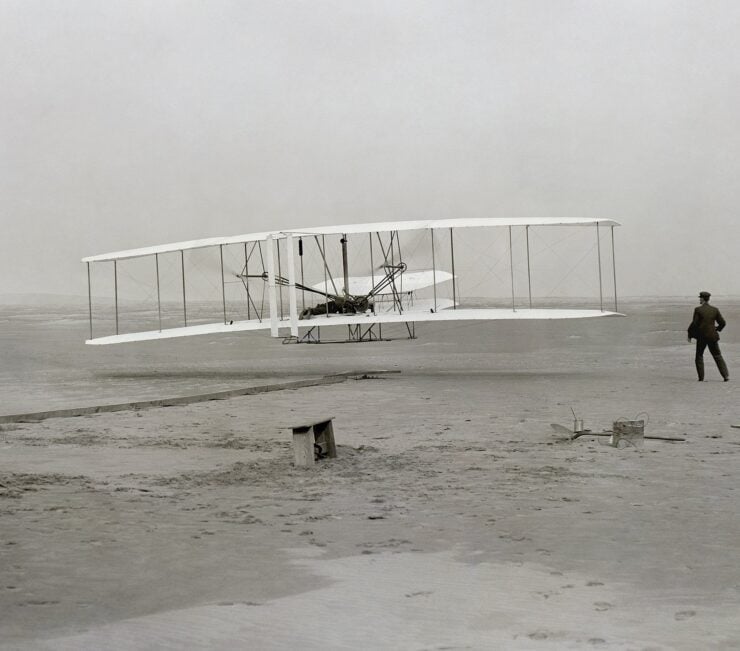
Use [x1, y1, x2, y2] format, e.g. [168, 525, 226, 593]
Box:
[430, 228, 437, 312]
[611, 226, 618, 312]
[286, 233, 299, 337]
[276, 239, 284, 317]
[525, 226, 532, 309]
[219, 244, 227, 324]
[341, 233, 350, 297]
[114, 259, 119, 334]
[155, 253, 162, 331]
[180, 250, 187, 327]
[299, 237, 306, 310]
[596, 222, 603, 312]
[450, 227, 457, 310]
[244, 242, 250, 320]
[508, 226, 515, 311]
[394, 231, 402, 295]
[369, 233, 375, 291]
[265, 234, 278, 336]
[87, 262, 93, 340]
[321, 235, 329, 319]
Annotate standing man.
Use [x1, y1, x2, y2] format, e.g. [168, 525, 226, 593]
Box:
[688, 291, 729, 382]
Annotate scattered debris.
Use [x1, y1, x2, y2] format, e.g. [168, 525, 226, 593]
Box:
[610, 420, 645, 449]
[571, 407, 584, 434]
[550, 420, 685, 444]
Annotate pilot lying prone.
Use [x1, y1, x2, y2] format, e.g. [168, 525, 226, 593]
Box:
[299, 296, 374, 320]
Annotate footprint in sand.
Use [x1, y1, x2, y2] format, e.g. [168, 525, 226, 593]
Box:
[21, 600, 60, 606]
[498, 534, 530, 542]
[674, 610, 696, 620]
[593, 601, 613, 611]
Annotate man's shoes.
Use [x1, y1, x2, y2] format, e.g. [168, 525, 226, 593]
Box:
[724, 378, 730, 382]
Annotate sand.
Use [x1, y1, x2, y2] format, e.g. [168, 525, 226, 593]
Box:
[1, 339, 739, 650]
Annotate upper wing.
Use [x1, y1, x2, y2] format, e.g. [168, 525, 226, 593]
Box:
[285, 217, 620, 237]
[81, 231, 275, 263]
[82, 218, 621, 264]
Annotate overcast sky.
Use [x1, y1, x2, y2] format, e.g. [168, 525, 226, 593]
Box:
[2, 0, 739, 299]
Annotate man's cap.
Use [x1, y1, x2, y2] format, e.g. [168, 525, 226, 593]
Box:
[699, 291, 711, 300]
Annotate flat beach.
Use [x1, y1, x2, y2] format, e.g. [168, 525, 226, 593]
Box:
[1, 302, 738, 650]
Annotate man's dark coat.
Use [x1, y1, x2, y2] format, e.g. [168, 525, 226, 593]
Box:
[688, 303, 726, 342]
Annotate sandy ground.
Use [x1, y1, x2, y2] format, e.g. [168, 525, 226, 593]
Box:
[1, 342, 739, 650]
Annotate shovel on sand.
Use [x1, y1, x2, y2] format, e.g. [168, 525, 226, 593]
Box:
[550, 423, 685, 442]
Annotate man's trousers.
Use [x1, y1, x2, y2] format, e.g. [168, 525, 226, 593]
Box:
[695, 338, 729, 381]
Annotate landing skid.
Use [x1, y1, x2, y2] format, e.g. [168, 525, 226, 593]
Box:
[283, 322, 417, 344]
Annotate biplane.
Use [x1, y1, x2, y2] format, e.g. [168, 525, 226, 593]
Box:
[82, 218, 623, 345]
